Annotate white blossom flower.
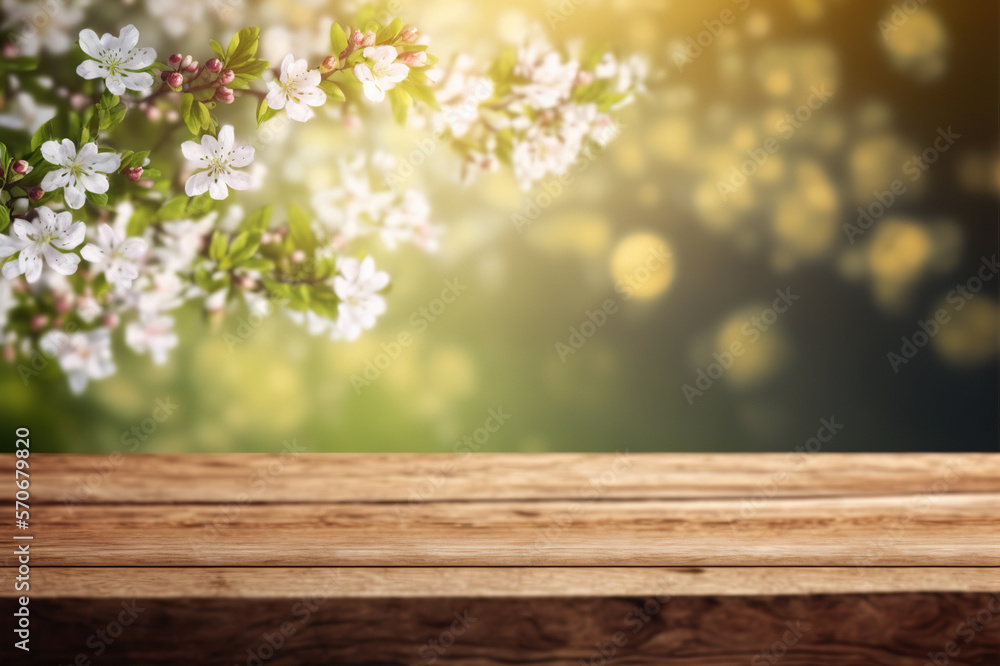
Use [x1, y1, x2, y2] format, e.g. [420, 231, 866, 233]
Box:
[76, 24, 156, 95]
[266, 54, 327, 122]
[353, 45, 408, 103]
[39, 328, 115, 394]
[333, 256, 389, 340]
[81, 223, 148, 289]
[0, 91, 57, 134]
[0, 207, 85, 283]
[40, 139, 121, 210]
[381, 190, 439, 251]
[125, 313, 178, 365]
[182, 125, 255, 201]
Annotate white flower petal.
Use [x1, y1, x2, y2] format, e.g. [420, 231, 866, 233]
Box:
[285, 99, 314, 122]
[42, 245, 80, 275]
[224, 170, 252, 191]
[228, 145, 255, 168]
[81, 243, 105, 263]
[78, 171, 109, 194]
[118, 24, 140, 51]
[76, 60, 109, 80]
[41, 140, 67, 165]
[78, 29, 103, 58]
[62, 183, 86, 209]
[181, 140, 208, 161]
[217, 125, 235, 153]
[87, 151, 121, 173]
[120, 70, 154, 92]
[185, 171, 211, 196]
[55, 221, 87, 249]
[104, 74, 126, 96]
[208, 177, 229, 200]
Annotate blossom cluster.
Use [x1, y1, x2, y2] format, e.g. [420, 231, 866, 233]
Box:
[431, 34, 648, 189]
[0, 17, 439, 393]
[0, 11, 646, 395]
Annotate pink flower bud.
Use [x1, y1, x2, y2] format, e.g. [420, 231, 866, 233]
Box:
[351, 30, 364, 46]
[206, 58, 223, 73]
[235, 275, 255, 290]
[102, 313, 119, 329]
[322, 55, 338, 70]
[123, 166, 143, 182]
[28, 187, 44, 201]
[290, 250, 306, 263]
[55, 297, 72, 315]
[400, 51, 426, 67]
[399, 27, 419, 43]
[12, 160, 31, 175]
[147, 106, 163, 122]
[186, 60, 200, 73]
[167, 72, 185, 88]
[218, 69, 235, 85]
[181, 55, 193, 70]
[160, 70, 171, 81]
[168, 53, 183, 65]
[30, 314, 49, 331]
[361, 30, 376, 47]
[215, 86, 235, 104]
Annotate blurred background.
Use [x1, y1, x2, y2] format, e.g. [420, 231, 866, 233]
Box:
[1, 0, 997, 453]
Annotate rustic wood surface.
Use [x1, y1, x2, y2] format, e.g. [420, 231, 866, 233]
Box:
[1, 453, 997, 664]
[4, 594, 999, 665]
[22, 493, 1000, 566]
[5, 566, 998, 598]
[7, 452, 997, 502]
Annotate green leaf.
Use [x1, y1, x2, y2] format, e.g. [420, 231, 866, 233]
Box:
[210, 39, 226, 60]
[388, 88, 412, 125]
[318, 80, 346, 102]
[181, 94, 201, 135]
[256, 100, 279, 128]
[330, 23, 348, 55]
[239, 257, 273, 271]
[376, 17, 404, 44]
[30, 118, 59, 152]
[85, 190, 108, 207]
[287, 205, 316, 252]
[194, 100, 211, 130]
[158, 195, 190, 220]
[0, 206, 9, 233]
[399, 79, 439, 110]
[209, 231, 229, 263]
[239, 204, 273, 233]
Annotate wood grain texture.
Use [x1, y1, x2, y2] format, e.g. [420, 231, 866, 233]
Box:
[6, 567, 998, 598]
[4, 594, 999, 665]
[25, 493, 1000, 566]
[6, 452, 996, 503]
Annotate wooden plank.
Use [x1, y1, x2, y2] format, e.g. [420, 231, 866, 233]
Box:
[7, 452, 997, 503]
[26, 493, 1000, 566]
[5, 594, 999, 665]
[5, 567, 998, 598]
